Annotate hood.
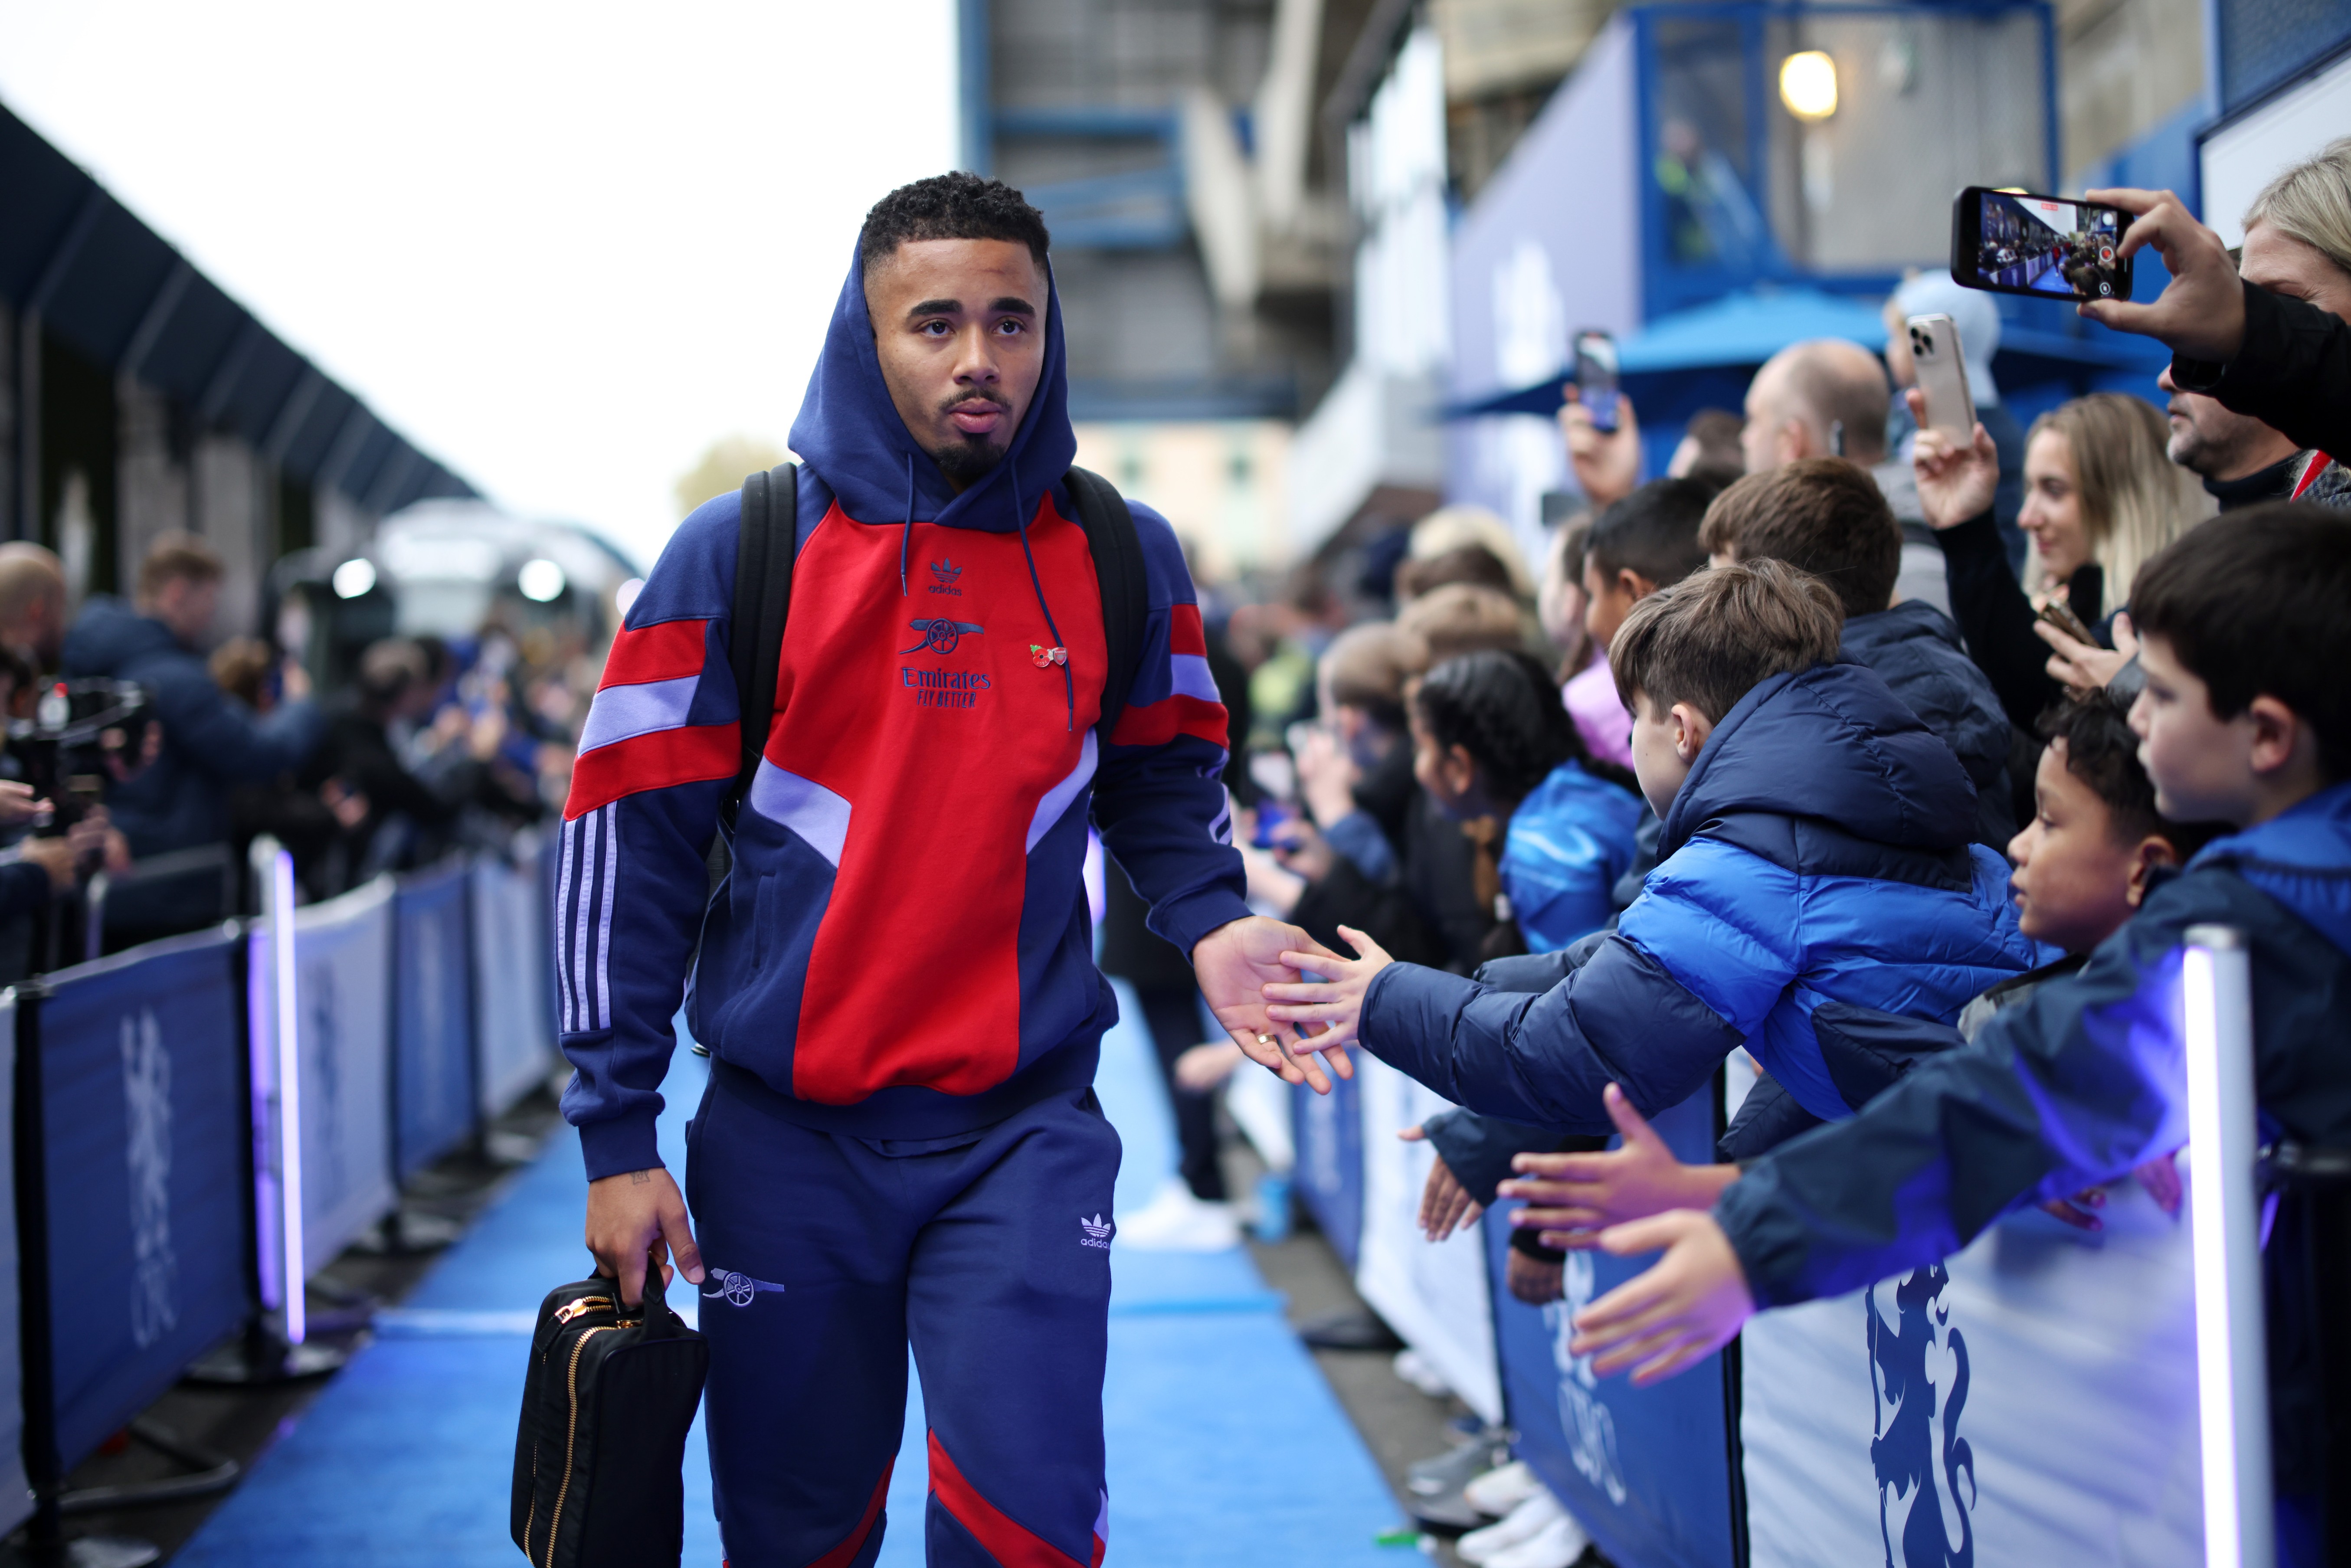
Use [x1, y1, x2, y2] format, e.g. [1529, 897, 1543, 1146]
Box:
[59, 596, 179, 677]
[1840, 599, 2010, 783]
[2191, 782, 2351, 958]
[1840, 597, 1962, 660]
[787, 240, 1077, 537]
[1660, 660, 1978, 860]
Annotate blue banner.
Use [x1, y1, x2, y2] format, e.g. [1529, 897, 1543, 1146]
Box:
[393, 860, 475, 1180]
[473, 829, 556, 1117]
[0, 993, 27, 1538]
[41, 929, 250, 1471]
[1292, 1070, 1364, 1271]
[1486, 1085, 1739, 1568]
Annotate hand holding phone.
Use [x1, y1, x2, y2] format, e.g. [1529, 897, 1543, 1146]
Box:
[1574, 331, 1620, 434]
[1950, 187, 2132, 304]
[1904, 314, 1977, 447]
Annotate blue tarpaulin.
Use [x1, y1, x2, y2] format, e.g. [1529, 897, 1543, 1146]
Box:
[394, 861, 475, 1181]
[41, 929, 250, 1470]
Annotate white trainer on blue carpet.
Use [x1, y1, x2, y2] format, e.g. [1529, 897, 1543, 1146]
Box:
[1463, 1458, 1542, 1518]
[1486, 1511, 1591, 1568]
[1455, 1489, 1562, 1565]
[1114, 1175, 1241, 1251]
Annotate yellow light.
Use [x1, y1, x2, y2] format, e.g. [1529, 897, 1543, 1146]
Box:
[1779, 50, 1839, 121]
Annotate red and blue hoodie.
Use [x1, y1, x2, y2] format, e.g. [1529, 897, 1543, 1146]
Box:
[555, 246, 1249, 1180]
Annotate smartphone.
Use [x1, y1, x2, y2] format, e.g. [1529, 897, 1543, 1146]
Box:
[2036, 599, 2097, 646]
[1950, 187, 2132, 303]
[1905, 314, 1978, 446]
[1574, 330, 1620, 433]
[1251, 799, 1297, 851]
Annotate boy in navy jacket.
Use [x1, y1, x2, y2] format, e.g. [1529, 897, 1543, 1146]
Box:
[1262, 558, 2042, 1151]
[1567, 504, 2351, 1561]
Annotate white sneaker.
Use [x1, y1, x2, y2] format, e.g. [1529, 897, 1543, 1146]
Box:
[1456, 1490, 1562, 1565]
[1392, 1349, 1453, 1398]
[1487, 1513, 1591, 1568]
[1114, 1176, 1241, 1252]
[1464, 1459, 1542, 1518]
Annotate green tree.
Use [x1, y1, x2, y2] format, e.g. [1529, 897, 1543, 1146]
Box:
[675, 435, 787, 518]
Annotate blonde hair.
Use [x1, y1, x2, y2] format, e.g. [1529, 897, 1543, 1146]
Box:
[2244, 134, 2351, 282]
[1395, 582, 1528, 665]
[1408, 505, 1535, 599]
[2024, 395, 2203, 606]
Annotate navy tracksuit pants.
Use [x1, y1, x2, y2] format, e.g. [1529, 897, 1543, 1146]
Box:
[685, 1064, 1121, 1567]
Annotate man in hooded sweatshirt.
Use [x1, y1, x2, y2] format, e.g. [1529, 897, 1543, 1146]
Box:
[560, 174, 1341, 1568]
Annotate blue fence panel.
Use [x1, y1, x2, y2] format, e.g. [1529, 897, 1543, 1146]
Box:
[1486, 1086, 1738, 1568]
[1291, 1071, 1363, 1272]
[393, 861, 476, 1181]
[42, 929, 249, 1471]
[0, 994, 26, 1538]
[474, 830, 556, 1118]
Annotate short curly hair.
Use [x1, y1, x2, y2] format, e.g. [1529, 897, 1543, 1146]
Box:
[858, 172, 1051, 272]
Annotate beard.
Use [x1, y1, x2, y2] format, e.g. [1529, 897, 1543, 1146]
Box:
[930, 433, 1008, 488]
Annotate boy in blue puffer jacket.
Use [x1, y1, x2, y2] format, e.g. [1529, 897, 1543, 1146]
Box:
[1264, 557, 2046, 1139]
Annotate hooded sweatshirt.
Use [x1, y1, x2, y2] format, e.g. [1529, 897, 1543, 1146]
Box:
[1356, 660, 2043, 1133]
[1839, 598, 2016, 848]
[555, 245, 1248, 1180]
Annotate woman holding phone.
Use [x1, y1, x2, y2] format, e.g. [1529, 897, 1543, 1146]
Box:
[1914, 390, 2203, 732]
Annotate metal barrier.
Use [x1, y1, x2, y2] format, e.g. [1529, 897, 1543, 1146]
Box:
[0, 831, 559, 1548]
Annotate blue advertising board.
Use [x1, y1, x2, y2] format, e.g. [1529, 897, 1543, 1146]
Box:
[474, 830, 556, 1117]
[40, 929, 250, 1470]
[1485, 1085, 1739, 1568]
[0, 993, 27, 1538]
[393, 860, 475, 1180]
[1292, 1070, 1364, 1272]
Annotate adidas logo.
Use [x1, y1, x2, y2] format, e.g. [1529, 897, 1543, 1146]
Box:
[1079, 1214, 1113, 1250]
[928, 559, 963, 596]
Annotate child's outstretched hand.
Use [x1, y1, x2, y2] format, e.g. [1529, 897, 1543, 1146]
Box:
[1399, 1125, 1481, 1240]
[1498, 1084, 1739, 1247]
[1263, 924, 1392, 1050]
[1568, 1210, 1756, 1386]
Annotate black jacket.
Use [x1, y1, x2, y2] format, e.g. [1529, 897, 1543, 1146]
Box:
[2173, 280, 2351, 462]
[1931, 507, 2100, 732]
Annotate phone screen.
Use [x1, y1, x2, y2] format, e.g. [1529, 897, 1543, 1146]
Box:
[1951, 187, 2132, 303]
[1574, 331, 1620, 434]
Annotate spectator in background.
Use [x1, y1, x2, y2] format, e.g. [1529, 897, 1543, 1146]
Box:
[302, 638, 472, 880]
[1394, 544, 1517, 604]
[1541, 520, 1627, 772]
[1405, 504, 1537, 602]
[1666, 409, 1746, 488]
[1880, 271, 2027, 574]
[1738, 337, 1889, 475]
[62, 533, 323, 907]
[1915, 392, 2202, 731]
[1396, 582, 1526, 666]
[0, 544, 69, 671]
[1242, 567, 1347, 750]
[2159, 366, 2317, 507]
[1701, 460, 2017, 847]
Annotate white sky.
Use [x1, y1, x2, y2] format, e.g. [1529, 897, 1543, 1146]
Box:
[0, 0, 960, 571]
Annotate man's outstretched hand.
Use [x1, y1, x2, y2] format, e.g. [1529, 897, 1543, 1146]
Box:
[585, 1165, 705, 1308]
[1568, 1209, 1755, 1386]
[1193, 915, 1353, 1093]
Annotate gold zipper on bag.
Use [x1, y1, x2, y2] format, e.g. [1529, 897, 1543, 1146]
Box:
[541, 1324, 617, 1568]
[553, 1296, 612, 1327]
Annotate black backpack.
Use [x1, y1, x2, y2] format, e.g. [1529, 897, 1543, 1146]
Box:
[716, 462, 1149, 840]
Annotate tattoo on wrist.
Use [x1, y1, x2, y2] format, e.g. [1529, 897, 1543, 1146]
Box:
[630, 1169, 651, 1185]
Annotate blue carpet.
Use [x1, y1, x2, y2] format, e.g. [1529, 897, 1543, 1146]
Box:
[175, 995, 1404, 1565]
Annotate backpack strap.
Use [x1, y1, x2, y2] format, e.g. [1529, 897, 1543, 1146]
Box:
[726, 463, 798, 822]
[1062, 465, 1147, 739]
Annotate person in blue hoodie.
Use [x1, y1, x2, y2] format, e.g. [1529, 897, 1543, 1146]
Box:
[1562, 504, 2351, 1564]
[561, 174, 1341, 1568]
[1260, 556, 2041, 1154]
[61, 532, 323, 935]
[1700, 458, 2017, 847]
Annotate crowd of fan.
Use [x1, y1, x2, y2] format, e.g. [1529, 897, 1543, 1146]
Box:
[0, 527, 591, 976]
[1110, 145, 2351, 1567]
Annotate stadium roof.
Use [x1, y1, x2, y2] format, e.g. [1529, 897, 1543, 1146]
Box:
[0, 99, 476, 514]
